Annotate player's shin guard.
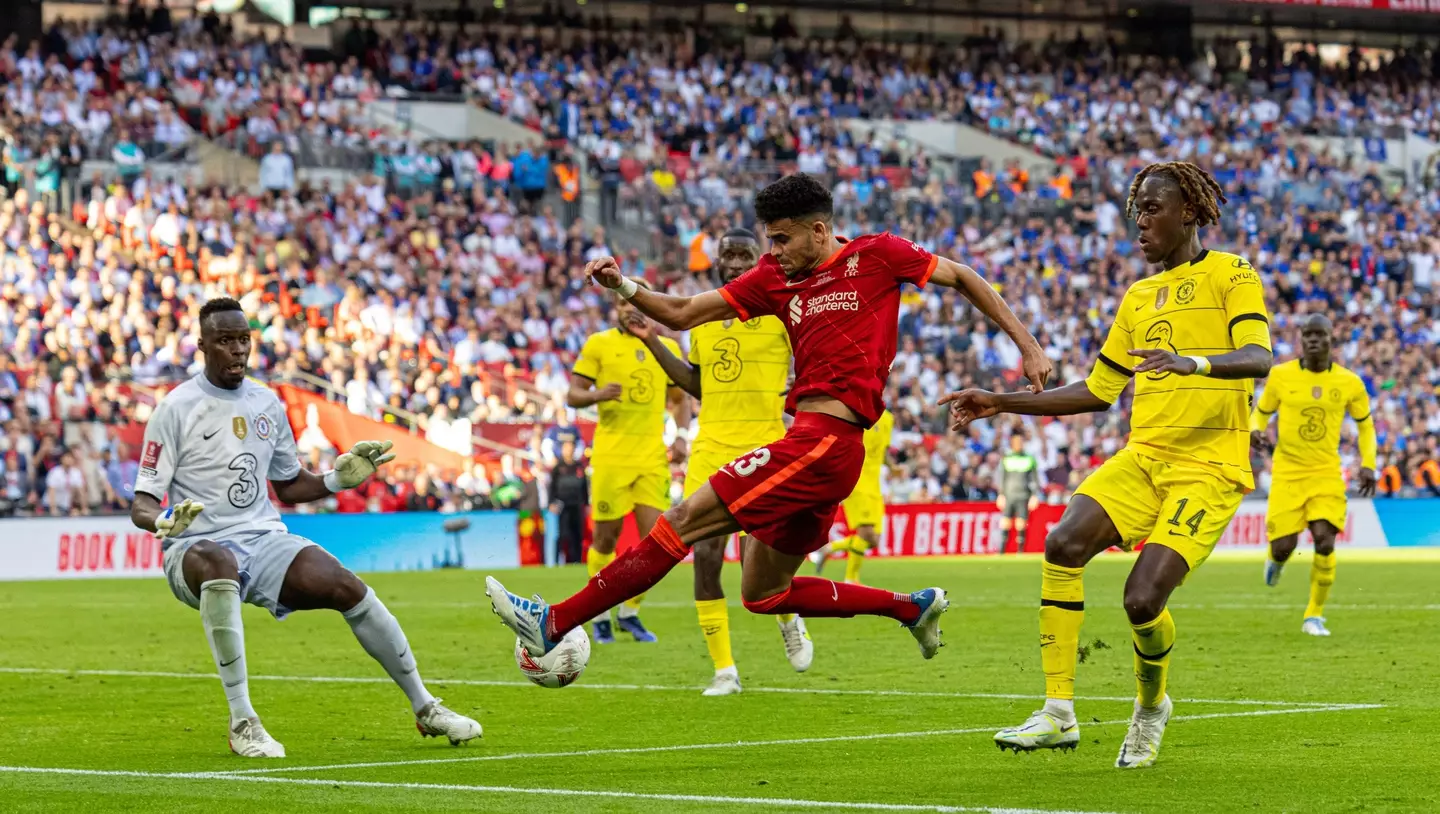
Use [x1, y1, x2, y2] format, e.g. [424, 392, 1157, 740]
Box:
[695, 599, 735, 672]
[200, 579, 258, 723]
[742, 577, 921, 625]
[549, 517, 687, 638]
[1305, 553, 1336, 619]
[1040, 561, 1085, 707]
[1131, 608, 1176, 709]
[344, 587, 436, 714]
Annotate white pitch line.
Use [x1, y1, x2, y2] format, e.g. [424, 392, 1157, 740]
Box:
[202, 704, 1383, 777]
[0, 666, 1356, 708]
[0, 765, 1120, 814]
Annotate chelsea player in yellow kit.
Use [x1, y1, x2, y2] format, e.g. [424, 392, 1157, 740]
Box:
[1251, 313, 1377, 637]
[569, 290, 690, 644]
[943, 162, 1273, 769]
[816, 409, 894, 585]
[642, 229, 815, 695]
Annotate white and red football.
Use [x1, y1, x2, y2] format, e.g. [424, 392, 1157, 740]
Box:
[514, 627, 591, 688]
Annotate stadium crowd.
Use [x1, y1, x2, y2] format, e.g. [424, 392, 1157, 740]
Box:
[0, 11, 1437, 517]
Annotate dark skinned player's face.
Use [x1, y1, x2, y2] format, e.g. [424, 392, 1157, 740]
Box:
[1133, 176, 1194, 265]
[718, 237, 761, 284]
[1300, 320, 1332, 364]
[762, 217, 830, 275]
[201, 310, 252, 389]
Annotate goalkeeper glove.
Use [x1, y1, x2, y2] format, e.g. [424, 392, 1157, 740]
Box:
[324, 440, 397, 492]
[155, 499, 204, 539]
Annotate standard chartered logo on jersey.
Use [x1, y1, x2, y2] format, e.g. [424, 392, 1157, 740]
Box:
[790, 291, 860, 325]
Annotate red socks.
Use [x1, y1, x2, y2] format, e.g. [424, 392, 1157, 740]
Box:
[743, 577, 922, 625]
[545, 520, 921, 638]
[547, 517, 688, 639]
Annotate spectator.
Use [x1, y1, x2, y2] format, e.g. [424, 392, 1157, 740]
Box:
[258, 141, 296, 192]
[44, 449, 85, 516]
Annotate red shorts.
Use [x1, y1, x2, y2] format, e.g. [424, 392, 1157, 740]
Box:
[708, 411, 866, 556]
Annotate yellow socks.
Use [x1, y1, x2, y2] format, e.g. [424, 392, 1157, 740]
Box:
[695, 599, 734, 672]
[586, 547, 615, 578]
[1131, 608, 1176, 708]
[844, 543, 865, 585]
[1039, 561, 1085, 702]
[1305, 553, 1336, 619]
[587, 548, 643, 614]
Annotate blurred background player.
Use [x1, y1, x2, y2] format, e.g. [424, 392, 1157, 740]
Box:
[1251, 313, 1377, 638]
[993, 432, 1044, 555]
[132, 298, 480, 757]
[944, 162, 1272, 769]
[567, 291, 691, 643]
[641, 227, 814, 696]
[547, 439, 589, 566]
[488, 173, 1050, 678]
[816, 408, 894, 585]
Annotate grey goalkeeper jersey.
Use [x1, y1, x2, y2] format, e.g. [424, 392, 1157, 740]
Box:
[999, 452, 1042, 501]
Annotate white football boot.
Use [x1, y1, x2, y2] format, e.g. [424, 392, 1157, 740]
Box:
[778, 616, 814, 672]
[1302, 616, 1331, 637]
[702, 668, 743, 697]
[904, 588, 950, 659]
[994, 709, 1080, 753]
[416, 698, 482, 745]
[1115, 695, 1174, 769]
[229, 718, 286, 758]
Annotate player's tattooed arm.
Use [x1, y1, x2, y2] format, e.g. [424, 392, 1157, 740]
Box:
[929, 257, 1051, 392]
[940, 382, 1111, 432]
[586, 256, 737, 330]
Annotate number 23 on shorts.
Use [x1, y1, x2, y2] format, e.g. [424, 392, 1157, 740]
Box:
[729, 448, 772, 477]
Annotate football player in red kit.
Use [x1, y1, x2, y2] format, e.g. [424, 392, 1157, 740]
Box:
[486, 173, 1051, 663]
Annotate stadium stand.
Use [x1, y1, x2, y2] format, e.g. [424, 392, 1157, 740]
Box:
[0, 8, 1435, 519]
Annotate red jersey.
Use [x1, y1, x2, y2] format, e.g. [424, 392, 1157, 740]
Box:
[717, 233, 937, 427]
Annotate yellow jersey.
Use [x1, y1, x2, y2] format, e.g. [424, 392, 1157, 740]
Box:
[858, 408, 894, 486]
[573, 328, 681, 466]
[1251, 358, 1375, 481]
[688, 315, 791, 448]
[1085, 249, 1272, 489]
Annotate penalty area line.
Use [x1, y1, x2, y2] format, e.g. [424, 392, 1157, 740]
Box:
[0, 667, 1359, 708]
[0, 765, 1122, 814]
[202, 703, 1384, 777]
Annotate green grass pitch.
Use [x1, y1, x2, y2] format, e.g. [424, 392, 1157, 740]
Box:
[1, 553, 1437, 813]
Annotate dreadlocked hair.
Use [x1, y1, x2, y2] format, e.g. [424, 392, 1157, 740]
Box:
[1125, 162, 1227, 228]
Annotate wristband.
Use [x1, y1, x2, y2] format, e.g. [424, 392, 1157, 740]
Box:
[1186, 356, 1212, 376]
[615, 277, 639, 300]
[322, 470, 346, 493]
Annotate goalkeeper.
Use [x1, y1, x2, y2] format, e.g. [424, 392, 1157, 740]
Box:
[129, 297, 481, 758]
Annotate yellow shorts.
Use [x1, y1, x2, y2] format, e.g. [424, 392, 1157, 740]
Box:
[841, 487, 885, 532]
[683, 438, 773, 499]
[591, 459, 671, 523]
[1074, 446, 1245, 571]
[1266, 477, 1347, 541]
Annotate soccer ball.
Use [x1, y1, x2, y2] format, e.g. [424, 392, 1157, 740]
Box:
[514, 627, 590, 688]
